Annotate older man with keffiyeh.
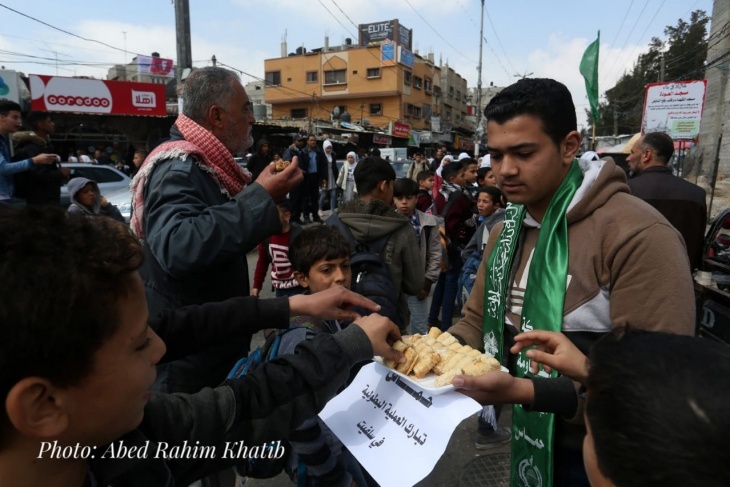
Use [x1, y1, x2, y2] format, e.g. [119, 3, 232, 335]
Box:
[130, 67, 303, 395]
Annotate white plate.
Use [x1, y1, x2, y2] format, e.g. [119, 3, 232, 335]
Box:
[373, 357, 508, 395]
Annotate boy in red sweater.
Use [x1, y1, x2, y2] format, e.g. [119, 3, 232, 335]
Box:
[252, 199, 304, 297]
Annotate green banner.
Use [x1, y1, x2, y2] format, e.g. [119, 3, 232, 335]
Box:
[483, 161, 584, 487]
[580, 31, 600, 122]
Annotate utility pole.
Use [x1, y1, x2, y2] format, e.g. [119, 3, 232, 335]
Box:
[174, 0, 193, 82]
[613, 104, 618, 137]
[474, 0, 485, 158]
[660, 53, 665, 82]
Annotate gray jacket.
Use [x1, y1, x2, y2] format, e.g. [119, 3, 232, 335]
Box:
[336, 199, 424, 297]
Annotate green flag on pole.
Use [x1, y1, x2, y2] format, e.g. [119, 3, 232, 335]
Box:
[580, 31, 600, 121]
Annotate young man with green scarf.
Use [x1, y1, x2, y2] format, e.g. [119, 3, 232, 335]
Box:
[448, 78, 695, 486]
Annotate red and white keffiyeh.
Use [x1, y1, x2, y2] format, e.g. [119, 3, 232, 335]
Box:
[130, 114, 251, 239]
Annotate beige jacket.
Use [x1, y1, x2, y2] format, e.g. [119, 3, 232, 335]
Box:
[448, 159, 695, 451]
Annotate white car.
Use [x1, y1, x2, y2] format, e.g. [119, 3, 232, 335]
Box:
[104, 187, 133, 223]
[60, 163, 131, 208]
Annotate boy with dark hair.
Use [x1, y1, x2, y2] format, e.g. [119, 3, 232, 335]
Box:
[462, 186, 506, 261]
[416, 169, 435, 213]
[462, 157, 479, 198]
[393, 178, 441, 334]
[506, 327, 730, 487]
[428, 160, 476, 330]
[0, 100, 57, 203]
[282, 225, 370, 486]
[252, 199, 304, 298]
[328, 156, 424, 329]
[447, 78, 694, 485]
[0, 207, 402, 486]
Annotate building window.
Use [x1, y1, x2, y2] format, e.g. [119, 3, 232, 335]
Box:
[291, 108, 307, 119]
[424, 77, 432, 93]
[422, 104, 432, 119]
[306, 71, 318, 83]
[265, 71, 281, 86]
[367, 67, 381, 78]
[405, 103, 421, 119]
[449, 86, 455, 97]
[369, 103, 382, 115]
[413, 76, 422, 89]
[324, 69, 346, 85]
[404, 71, 412, 85]
[434, 86, 442, 98]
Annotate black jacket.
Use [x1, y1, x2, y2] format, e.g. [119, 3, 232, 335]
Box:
[302, 147, 328, 180]
[139, 126, 280, 393]
[13, 134, 65, 206]
[88, 296, 374, 487]
[628, 166, 707, 270]
[247, 139, 273, 180]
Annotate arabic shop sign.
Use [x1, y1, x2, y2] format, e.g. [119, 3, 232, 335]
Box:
[29, 74, 167, 116]
[642, 80, 707, 141]
[392, 121, 411, 138]
[373, 134, 392, 145]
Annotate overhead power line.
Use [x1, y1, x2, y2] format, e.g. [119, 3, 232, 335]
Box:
[0, 3, 130, 55]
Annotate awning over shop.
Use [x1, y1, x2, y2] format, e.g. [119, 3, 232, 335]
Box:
[29, 74, 167, 117]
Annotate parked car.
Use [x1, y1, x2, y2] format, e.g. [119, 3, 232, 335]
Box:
[60, 163, 131, 208]
[392, 160, 412, 178]
[696, 208, 730, 344]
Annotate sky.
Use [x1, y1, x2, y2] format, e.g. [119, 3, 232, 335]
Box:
[0, 0, 714, 129]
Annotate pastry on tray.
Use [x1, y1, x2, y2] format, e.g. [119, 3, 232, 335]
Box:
[383, 329, 501, 386]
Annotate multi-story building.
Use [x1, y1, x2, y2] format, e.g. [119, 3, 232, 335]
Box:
[264, 41, 442, 133]
[439, 63, 470, 130]
[263, 20, 473, 146]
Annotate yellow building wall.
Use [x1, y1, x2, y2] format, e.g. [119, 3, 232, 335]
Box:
[264, 46, 440, 131]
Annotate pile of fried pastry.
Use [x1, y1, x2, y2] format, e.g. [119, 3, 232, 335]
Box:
[383, 328, 501, 387]
[274, 160, 291, 172]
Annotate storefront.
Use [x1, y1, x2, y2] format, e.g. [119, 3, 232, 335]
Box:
[27, 74, 173, 161]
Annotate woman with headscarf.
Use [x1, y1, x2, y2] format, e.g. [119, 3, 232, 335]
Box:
[319, 139, 339, 211]
[337, 151, 358, 203]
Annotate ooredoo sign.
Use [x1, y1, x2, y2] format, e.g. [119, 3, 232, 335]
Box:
[30, 74, 166, 116]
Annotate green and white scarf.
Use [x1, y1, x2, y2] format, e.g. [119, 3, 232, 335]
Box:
[482, 160, 583, 487]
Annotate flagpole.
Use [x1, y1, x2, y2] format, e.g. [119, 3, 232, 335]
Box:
[592, 116, 596, 150]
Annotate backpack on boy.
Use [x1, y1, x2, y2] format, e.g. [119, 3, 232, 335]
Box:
[326, 212, 404, 329]
[226, 326, 317, 480]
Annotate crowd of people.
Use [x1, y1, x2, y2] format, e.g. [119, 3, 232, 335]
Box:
[0, 67, 727, 487]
